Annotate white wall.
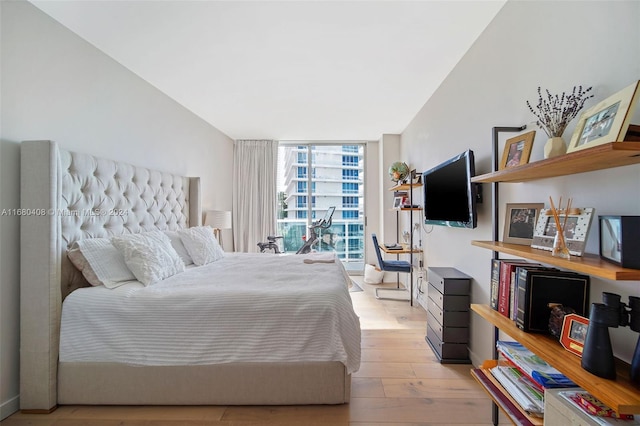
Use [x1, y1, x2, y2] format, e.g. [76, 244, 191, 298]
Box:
[401, 0, 640, 369]
[0, 1, 234, 417]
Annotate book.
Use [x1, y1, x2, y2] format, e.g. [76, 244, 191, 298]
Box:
[490, 259, 501, 311]
[489, 365, 544, 417]
[496, 341, 578, 389]
[558, 390, 639, 425]
[497, 260, 532, 318]
[515, 268, 590, 333]
[570, 392, 634, 420]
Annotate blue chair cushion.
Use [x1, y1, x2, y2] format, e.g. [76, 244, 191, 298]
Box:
[381, 259, 411, 273]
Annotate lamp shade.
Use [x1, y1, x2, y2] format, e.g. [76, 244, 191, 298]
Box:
[204, 210, 232, 230]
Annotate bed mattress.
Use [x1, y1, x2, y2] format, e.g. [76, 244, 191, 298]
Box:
[59, 253, 361, 373]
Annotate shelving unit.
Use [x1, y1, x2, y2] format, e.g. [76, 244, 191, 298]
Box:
[471, 134, 640, 425]
[472, 304, 640, 415]
[380, 177, 422, 305]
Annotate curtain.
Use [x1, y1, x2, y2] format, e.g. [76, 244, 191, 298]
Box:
[232, 139, 279, 252]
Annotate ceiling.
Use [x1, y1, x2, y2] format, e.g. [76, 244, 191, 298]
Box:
[30, 1, 505, 141]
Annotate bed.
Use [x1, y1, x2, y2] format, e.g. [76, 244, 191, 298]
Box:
[19, 140, 361, 412]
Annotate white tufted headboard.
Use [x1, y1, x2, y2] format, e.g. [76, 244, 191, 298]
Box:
[19, 140, 201, 410]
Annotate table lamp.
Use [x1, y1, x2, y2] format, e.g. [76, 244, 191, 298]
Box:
[204, 210, 232, 249]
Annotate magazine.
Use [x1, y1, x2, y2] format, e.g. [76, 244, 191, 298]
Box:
[489, 365, 544, 417]
[497, 341, 577, 389]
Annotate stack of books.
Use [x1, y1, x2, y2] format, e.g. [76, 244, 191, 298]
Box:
[490, 341, 578, 418]
[489, 259, 590, 333]
[558, 390, 637, 425]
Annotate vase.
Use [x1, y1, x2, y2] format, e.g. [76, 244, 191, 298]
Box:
[552, 230, 570, 259]
[544, 136, 567, 159]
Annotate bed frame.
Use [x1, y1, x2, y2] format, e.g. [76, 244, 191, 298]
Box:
[20, 140, 350, 412]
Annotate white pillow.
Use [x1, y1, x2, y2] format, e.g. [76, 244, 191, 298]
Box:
[164, 230, 194, 266]
[67, 238, 136, 288]
[177, 226, 224, 266]
[112, 230, 185, 286]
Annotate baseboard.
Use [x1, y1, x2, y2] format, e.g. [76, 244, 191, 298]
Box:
[0, 394, 19, 421]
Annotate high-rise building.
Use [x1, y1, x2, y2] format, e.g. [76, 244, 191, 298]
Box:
[277, 145, 364, 268]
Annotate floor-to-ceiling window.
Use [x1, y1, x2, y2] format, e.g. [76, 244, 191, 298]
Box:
[277, 143, 365, 272]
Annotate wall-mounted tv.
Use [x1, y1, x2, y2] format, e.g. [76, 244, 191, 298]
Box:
[422, 150, 478, 229]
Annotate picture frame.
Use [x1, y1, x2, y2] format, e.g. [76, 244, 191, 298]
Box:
[567, 80, 640, 153]
[531, 207, 594, 256]
[500, 130, 535, 170]
[599, 215, 640, 269]
[560, 313, 589, 357]
[503, 203, 544, 245]
[392, 196, 403, 209]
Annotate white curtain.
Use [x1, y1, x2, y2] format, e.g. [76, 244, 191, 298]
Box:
[232, 139, 279, 252]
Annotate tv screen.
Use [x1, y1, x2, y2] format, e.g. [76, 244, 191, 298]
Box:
[422, 150, 477, 229]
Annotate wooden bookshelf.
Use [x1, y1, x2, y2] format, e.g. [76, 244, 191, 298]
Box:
[471, 304, 640, 415]
[471, 241, 640, 281]
[471, 362, 543, 426]
[471, 142, 640, 183]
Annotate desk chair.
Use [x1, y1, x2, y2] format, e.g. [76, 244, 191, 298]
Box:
[371, 233, 411, 301]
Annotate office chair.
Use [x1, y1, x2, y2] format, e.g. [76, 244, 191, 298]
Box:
[371, 233, 411, 301]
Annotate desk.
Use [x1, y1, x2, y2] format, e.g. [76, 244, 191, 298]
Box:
[375, 245, 420, 303]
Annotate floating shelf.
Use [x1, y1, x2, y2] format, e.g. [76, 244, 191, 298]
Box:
[471, 304, 640, 415]
[471, 142, 640, 183]
[389, 182, 423, 191]
[471, 240, 640, 281]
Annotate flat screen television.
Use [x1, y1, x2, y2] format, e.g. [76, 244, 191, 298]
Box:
[422, 149, 478, 229]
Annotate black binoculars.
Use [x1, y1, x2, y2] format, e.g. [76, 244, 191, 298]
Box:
[582, 292, 640, 381]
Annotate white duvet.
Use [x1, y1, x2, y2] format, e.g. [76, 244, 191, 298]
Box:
[59, 253, 361, 373]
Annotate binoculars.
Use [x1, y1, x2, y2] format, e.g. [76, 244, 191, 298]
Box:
[582, 292, 640, 381]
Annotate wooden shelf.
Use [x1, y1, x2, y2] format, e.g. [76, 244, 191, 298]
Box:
[379, 245, 421, 255]
[471, 304, 640, 415]
[471, 142, 640, 183]
[471, 240, 640, 281]
[389, 182, 423, 191]
[399, 207, 422, 211]
[471, 363, 543, 426]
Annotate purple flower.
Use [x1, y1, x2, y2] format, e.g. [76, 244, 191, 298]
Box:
[526, 85, 594, 138]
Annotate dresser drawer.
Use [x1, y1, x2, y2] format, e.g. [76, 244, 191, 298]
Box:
[427, 311, 469, 343]
[427, 283, 470, 311]
[427, 297, 470, 328]
[426, 324, 470, 361]
[428, 267, 471, 295]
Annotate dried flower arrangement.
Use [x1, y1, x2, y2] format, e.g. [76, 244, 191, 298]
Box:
[527, 86, 594, 138]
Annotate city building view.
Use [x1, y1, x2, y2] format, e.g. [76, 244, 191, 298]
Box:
[277, 144, 365, 271]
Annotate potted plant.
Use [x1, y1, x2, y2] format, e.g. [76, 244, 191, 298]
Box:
[527, 85, 593, 158]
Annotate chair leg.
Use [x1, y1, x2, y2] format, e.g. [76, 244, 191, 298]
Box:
[374, 275, 411, 301]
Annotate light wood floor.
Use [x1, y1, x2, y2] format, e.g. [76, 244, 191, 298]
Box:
[2, 277, 494, 425]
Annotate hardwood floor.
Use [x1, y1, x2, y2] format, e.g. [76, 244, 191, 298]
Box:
[2, 277, 494, 425]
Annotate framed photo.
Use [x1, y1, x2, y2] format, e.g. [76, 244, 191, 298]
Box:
[503, 203, 544, 245]
[392, 196, 403, 209]
[560, 314, 589, 357]
[567, 80, 640, 153]
[531, 207, 594, 256]
[599, 215, 640, 269]
[500, 131, 535, 170]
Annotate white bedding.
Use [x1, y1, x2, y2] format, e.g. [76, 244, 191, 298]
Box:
[59, 253, 361, 373]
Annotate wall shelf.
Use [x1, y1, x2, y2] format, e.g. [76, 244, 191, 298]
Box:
[471, 304, 640, 415]
[389, 182, 423, 191]
[471, 241, 640, 281]
[471, 142, 640, 183]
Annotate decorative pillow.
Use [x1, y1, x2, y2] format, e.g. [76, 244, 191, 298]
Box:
[67, 238, 136, 288]
[112, 230, 185, 286]
[177, 226, 224, 266]
[164, 230, 194, 266]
